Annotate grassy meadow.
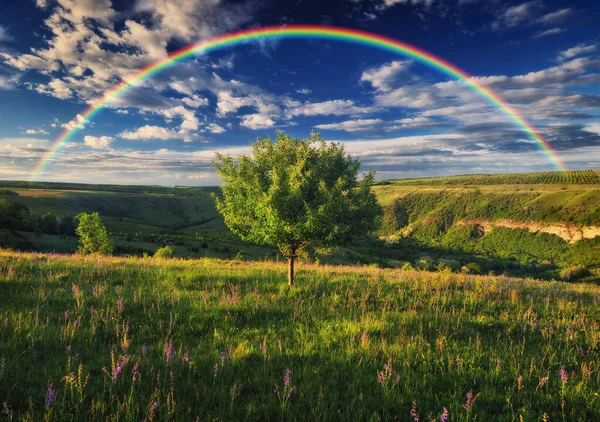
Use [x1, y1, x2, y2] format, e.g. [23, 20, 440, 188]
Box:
[1, 250, 599, 420]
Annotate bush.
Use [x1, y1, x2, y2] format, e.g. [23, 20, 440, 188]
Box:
[154, 245, 174, 259]
[560, 265, 588, 281]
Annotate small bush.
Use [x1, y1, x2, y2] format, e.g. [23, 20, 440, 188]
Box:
[154, 245, 174, 259]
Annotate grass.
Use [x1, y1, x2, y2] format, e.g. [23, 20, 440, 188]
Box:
[1, 250, 599, 420]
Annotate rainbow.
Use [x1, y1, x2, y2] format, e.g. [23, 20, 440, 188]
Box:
[30, 24, 567, 179]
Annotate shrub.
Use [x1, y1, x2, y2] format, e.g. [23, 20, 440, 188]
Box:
[154, 245, 174, 259]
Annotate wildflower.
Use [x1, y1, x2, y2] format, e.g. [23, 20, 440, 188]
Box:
[1, 402, 12, 416]
[165, 341, 174, 365]
[220, 351, 230, 364]
[560, 366, 568, 384]
[148, 401, 158, 422]
[117, 298, 124, 314]
[45, 384, 56, 409]
[377, 358, 400, 394]
[410, 401, 419, 422]
[111, 353, 129, 382]
[115, 324, 121, 334]
[440, 407, 449, 422]
[182, 353, 189, 364]
[64, 310, 70, 320]
[274, 368, 295, 404]
[141, 344, 147, 355]
[538, 376, 549, 388]
[517, 375, 523, 391]
[73, 320, 79, 328]
[463, 391, 480, 409]
[213, 364, 219, 374]
[230, 383, 242, 399]
[66, 345, 72, 355]
[132, 359, 140, 382]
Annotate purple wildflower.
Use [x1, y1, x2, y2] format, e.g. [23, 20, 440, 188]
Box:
[274, 368, 295, 401]
[377, 358, 400, 390]
[183, 353, 189, 363]
[230, 383, 243, 398]
[132, 360, 140, 382]
[115, 324, 121, 334]
[560, 366, 568, 384]
[64, 310, 70, 320]
[141, 344, 147, 355]
[148, 401, 158, 422]
[1, 402, 12, 416]
[410, 401, 419, 422]
[45, 384, 56, 409]
[165, 341, 174, 365]
[117, 298, 124, 314]
[73, 320, 79, 328]
[213, 363, 219, 374]
[220, 351, 230, 364]
[538, 376, 549, 388]
[463, 391, 480, 409]
[440, 407, 449, 422]
[112, 353, 129, 382]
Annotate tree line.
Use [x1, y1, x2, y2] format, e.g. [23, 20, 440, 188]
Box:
[0, 200, 76, 236]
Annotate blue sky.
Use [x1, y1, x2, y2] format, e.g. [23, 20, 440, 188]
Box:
[0, 0, 599, 185]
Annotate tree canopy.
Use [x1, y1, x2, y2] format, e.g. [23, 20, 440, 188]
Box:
[75, 212, 113, 255]
[213, 132, 382, 285]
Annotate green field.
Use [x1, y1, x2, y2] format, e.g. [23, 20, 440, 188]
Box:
[1, 250, 599, 420]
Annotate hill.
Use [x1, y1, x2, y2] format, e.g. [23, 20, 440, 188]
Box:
[1, 250, 599, 420]
[1, 169, 600, 282]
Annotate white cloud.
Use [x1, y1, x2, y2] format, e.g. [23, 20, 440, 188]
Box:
[35, 0, 48, 8]
[118, 125, 208, 142]
[84, 135, 114, 149]
[286, 99, 377, 117]
[360, 60, 412, 91]
[314, 119, 384, 132]
[492, 1, 542, 30]
[206, 123, 226, 134]
[0, 73, 18, 90]
[154, 106, 199, 131]
[22, 129, 50, 135]
[115, 109, 129, 114]
[0, 25, 12, 41]
[35, 78, 73, 99]
[559, 44, 597, 61]
[181, 95, 209, 108]
[532, 27, 565, 38]
[240, 114, 275, 130]
[296, 88, 312, 95]
[536, 8, 573, 24]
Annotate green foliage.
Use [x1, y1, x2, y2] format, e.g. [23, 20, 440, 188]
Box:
[153, 245, 174, 259]
[75, 212, 113, 255]
[213, 132, 382, 283]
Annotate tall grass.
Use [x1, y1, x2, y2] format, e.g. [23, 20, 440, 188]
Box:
[1, 250, 599, 420]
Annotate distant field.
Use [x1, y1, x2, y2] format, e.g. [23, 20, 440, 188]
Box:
[0, 250, 599, 420]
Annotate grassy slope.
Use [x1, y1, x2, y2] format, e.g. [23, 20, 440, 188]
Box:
[1, 250, 599, 420]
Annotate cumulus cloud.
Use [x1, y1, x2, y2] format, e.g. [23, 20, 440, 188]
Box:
[492, 1, 543, 30]
[118, 125, 208, 142]
[286, 99, 377, 117]
[360, 60, 413, 92]
[240, 114, 275, 130]
[314, 119, 384, 132]
[22, 129, 50, 135]
[206, 123, 226, 134]
[84, 135, 114, 149]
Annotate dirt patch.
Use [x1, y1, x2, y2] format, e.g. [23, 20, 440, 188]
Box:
[457, 219, 600, 244]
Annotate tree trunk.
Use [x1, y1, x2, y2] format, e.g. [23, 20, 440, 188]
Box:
[287, 255, 295, 287]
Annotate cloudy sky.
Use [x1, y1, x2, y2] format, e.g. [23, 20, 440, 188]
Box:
[0, 0, 599, 185]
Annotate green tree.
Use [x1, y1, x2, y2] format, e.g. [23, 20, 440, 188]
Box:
[212, 132, 383, 286]
[75, 212, 113, 255]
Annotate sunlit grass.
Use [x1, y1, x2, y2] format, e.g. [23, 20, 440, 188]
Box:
[1, 250, 599, 420]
